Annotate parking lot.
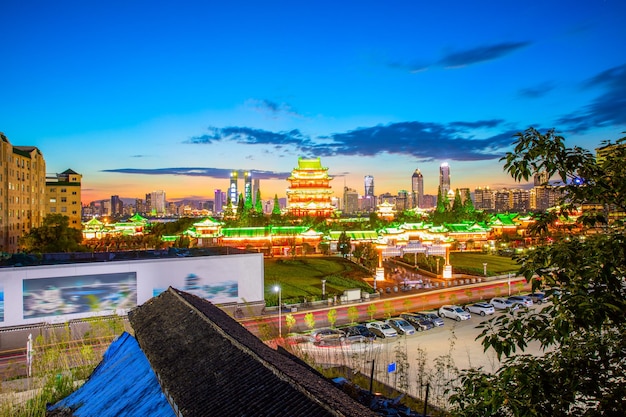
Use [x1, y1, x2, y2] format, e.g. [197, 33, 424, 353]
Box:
[291, 303, 550, 403]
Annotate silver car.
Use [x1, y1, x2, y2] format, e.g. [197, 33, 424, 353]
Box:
[366, 321, 398, 338]
[385, 318, 416, 335]
[490, 297, 520, 310]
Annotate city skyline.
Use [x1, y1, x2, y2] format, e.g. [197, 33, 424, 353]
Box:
[2, 1, 625, 204]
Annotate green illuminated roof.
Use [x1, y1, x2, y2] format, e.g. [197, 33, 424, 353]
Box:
[328, 230, 379, 240]
[297, 157, 326, 170]
[128, 213, 149, 223]
[221, 227, 269, 238]
[444, 223, 490, 233]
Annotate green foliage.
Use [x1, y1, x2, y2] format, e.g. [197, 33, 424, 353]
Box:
[337, 231, 351, 257]
[367, 303, 377, 321]
[347, 306, 359, 324]
[304, 312, 316, 330]
[19, 214, 85, 253]
[449, 129, 626, 417]
[327, 309, 337, 328]
[285, 313, 296, 333]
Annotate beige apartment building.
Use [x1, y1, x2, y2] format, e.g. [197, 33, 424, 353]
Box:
[0, 133, 47, 253]
[46, 169, 83, 229]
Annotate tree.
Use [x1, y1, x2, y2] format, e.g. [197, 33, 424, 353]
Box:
[271, 194, 282, 221]
[347, 306, 359, 324]
[327, 309, 337, 328]
[337, 231, 351, 258]
[449, 128, 626, 417]
[254, 189, 263, 214]
[19, 214, 84, 253]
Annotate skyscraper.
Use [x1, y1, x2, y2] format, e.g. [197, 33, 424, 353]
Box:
[411, 169, 424, 208]
[229, 171, 238, 204]
[214, 189, 223, 213]
[439, 163, 451, 196]
[151, 190, 166, 215]
[244, 171, 252, 203]
[364, 175, 374, 197]
[110, 195, 123, 216]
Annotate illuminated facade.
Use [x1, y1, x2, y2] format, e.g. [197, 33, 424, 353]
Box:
[244, 171, 252, 203]
[229, 171, 238, 204]
[46, 169, 82, 229]
[286, 157, 335, 218]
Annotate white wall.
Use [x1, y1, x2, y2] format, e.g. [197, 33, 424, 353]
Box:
[0, 253, 264, 327]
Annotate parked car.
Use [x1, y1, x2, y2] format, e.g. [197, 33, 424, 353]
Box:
[342, 324, 376, 343]
[400, 313, 435, 331]
[528, 292, 548, 304]
[366, 321, 398, 338]
[507, 295, 533, 307]
[385, 318, 417, 335]
[309, 328, 345, 346]
[464, 302, 495, 316]
[490, 297, 520, 310]
[417, 312, 445, 327]
[438, 305, 471, 321]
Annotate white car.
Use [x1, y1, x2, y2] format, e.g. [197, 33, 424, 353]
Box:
[464, 302, 495, 316]
[438, 305, 471, 321]
[490, 297, 520, 310]
[366, 321, 398, 338]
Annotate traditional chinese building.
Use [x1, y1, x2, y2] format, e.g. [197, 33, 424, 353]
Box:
[286, 157, 335, 218]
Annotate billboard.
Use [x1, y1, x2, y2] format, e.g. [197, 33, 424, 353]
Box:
[0, 253, 263, 328]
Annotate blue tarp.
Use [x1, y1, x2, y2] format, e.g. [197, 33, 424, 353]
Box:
[48, 332, 175, 417]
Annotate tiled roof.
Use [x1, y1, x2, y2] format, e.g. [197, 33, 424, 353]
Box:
[128, 288, 376, 417]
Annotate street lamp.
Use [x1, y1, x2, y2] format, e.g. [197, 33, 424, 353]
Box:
[483, 263, 488, 277]
[274, 285, 282, 338]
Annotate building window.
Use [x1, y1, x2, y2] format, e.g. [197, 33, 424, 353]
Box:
[61, 207, 67, 212]
[50, 198, 56, 203]
[61, 197, 67, 203]
[50, 188, 56, 192]
[61, 188, 67, 193]
[50, 207, 56, 213]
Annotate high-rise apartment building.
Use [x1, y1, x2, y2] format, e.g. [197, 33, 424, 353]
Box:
[0, 133, 47, 253]
[411, 169, 424, 208]
[343, 187, 359, 214]
[474, 186, 494, 211]
[439, 163, 451, 196]
[534, 171, 549, 186]
[364, 175, 374, 197]
[252, 178, 260, 204]
[510, 189, 530, 212]
[396, 190, 410, 211]
[110, 195, 123, 217]
[229, 171, 238, 204]
[150, 190, 166, 216]
[46, 169, 82, 229]
[214, 189, 223, 213]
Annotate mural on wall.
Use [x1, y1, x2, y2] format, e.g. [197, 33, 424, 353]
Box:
[23, 272, 137, 319]
[0, 285, 4, 322]
[153, 273, 238, 304]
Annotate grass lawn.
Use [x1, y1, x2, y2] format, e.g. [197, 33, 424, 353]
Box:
[450, 252, 521, 276]
[264, 256, 373, 305]
[262, 253, 521, 306]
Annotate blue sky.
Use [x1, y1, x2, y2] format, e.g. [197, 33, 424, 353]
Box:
[2, 1, 625, 203]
